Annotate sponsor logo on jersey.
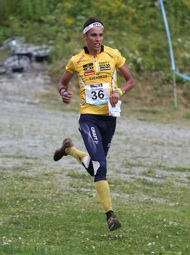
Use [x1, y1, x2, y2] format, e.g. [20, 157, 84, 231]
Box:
[83, 63, 94, 71]
[89, 75, 107, 80]
[84, 71, 95, 76]
[99, 61, 111, 71]
[83, 63, 94, 76]
[77, 55, 85, 64]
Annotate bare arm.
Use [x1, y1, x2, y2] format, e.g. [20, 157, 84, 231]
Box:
[118, 63, 136, 93]
[58, 71, 74, 104]
[109, 63, 135, 107]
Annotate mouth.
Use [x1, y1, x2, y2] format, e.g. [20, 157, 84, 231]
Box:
[94, 43, 100, 49]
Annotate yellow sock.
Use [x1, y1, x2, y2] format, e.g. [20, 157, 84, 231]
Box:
[65, 146, 88, 164]
[95, 180, 113, 213]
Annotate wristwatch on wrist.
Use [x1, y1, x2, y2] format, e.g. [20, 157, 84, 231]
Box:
[113, 88, 124, 96]
[59, 87, 67, 95]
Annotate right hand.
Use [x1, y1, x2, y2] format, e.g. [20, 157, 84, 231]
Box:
[61, 91, 73, 104]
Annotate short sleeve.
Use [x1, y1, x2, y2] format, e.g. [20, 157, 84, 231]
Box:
[65, 57, 76, 73]
[115, 49, 126, 68]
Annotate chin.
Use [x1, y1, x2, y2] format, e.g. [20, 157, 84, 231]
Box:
[94, 47, 101, 52]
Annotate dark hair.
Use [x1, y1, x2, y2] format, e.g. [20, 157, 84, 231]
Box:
[83, 17, 104, 30]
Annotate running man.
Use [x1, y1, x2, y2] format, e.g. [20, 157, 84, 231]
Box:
[53, 17, 135, 231]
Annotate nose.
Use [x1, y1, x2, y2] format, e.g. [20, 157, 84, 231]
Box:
[95, 35, 101, 41]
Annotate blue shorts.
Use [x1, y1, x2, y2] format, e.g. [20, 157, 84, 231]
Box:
[78, 114, 116, 182]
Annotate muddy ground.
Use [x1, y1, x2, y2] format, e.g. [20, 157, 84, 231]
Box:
[0, 68, 190, 194]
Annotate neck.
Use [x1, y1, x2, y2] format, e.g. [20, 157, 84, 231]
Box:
[84, 45, 103, 56]
[89, 48, 100, 57]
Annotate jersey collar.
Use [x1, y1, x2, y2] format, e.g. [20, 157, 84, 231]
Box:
[83, 45, 104, 54]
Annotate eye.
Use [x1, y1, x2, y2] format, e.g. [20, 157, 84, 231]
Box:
[90, 33, 104, 37]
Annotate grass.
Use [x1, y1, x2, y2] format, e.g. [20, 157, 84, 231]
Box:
[1, 73, 190, 254]
[0, 165, 190, 255]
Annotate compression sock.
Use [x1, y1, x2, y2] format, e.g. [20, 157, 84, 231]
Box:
[95, 180, 113, 213]
[65, 146, 88, 164]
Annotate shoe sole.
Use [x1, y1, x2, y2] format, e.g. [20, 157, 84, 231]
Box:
[53, 138, 73, 161]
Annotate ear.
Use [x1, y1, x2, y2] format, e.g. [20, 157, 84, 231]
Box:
[83, 34, 87, 41]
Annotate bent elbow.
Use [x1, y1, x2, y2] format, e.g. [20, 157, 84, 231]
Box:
[131, 78, 136, 88]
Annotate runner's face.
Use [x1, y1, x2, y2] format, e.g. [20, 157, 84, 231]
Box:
[83, 27, 104, 54]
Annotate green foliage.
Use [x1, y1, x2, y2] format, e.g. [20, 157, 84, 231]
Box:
[18, 0, 49, 21]
[0, 0, 19, 24]
[0, 0, 190, 85]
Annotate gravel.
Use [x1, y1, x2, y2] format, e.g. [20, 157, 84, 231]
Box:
[0, 69, 190, 191]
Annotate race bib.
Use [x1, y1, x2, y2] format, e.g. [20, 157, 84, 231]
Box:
[84, 83, 110, 106]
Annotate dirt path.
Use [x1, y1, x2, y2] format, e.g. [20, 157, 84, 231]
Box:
[0, 70, 190, 189]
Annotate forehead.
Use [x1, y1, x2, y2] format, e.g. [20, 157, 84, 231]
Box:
[87, 26, 104, 35]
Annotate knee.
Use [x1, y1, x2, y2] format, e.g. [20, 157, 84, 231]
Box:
[93, 160, 107, 181]
[82, 161, 94, 176]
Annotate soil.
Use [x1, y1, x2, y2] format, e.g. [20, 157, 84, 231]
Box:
[0, 67, 190, 192]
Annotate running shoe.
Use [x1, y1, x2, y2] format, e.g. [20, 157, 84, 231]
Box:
[107, 213, 122, 231]
[53, 138, 73, 161]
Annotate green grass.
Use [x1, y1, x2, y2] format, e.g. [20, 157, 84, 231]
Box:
[0, 78, 189, 255]
[1, 167, 190, 255]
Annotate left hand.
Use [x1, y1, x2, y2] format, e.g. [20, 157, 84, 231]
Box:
[109, 91, 120, 107]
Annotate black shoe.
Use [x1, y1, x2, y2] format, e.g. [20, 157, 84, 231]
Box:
[107, 213, 122, 231]
[53, 138, 73, 161]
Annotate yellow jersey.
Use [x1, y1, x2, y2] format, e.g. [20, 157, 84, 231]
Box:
[66, 45, 126, 115]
